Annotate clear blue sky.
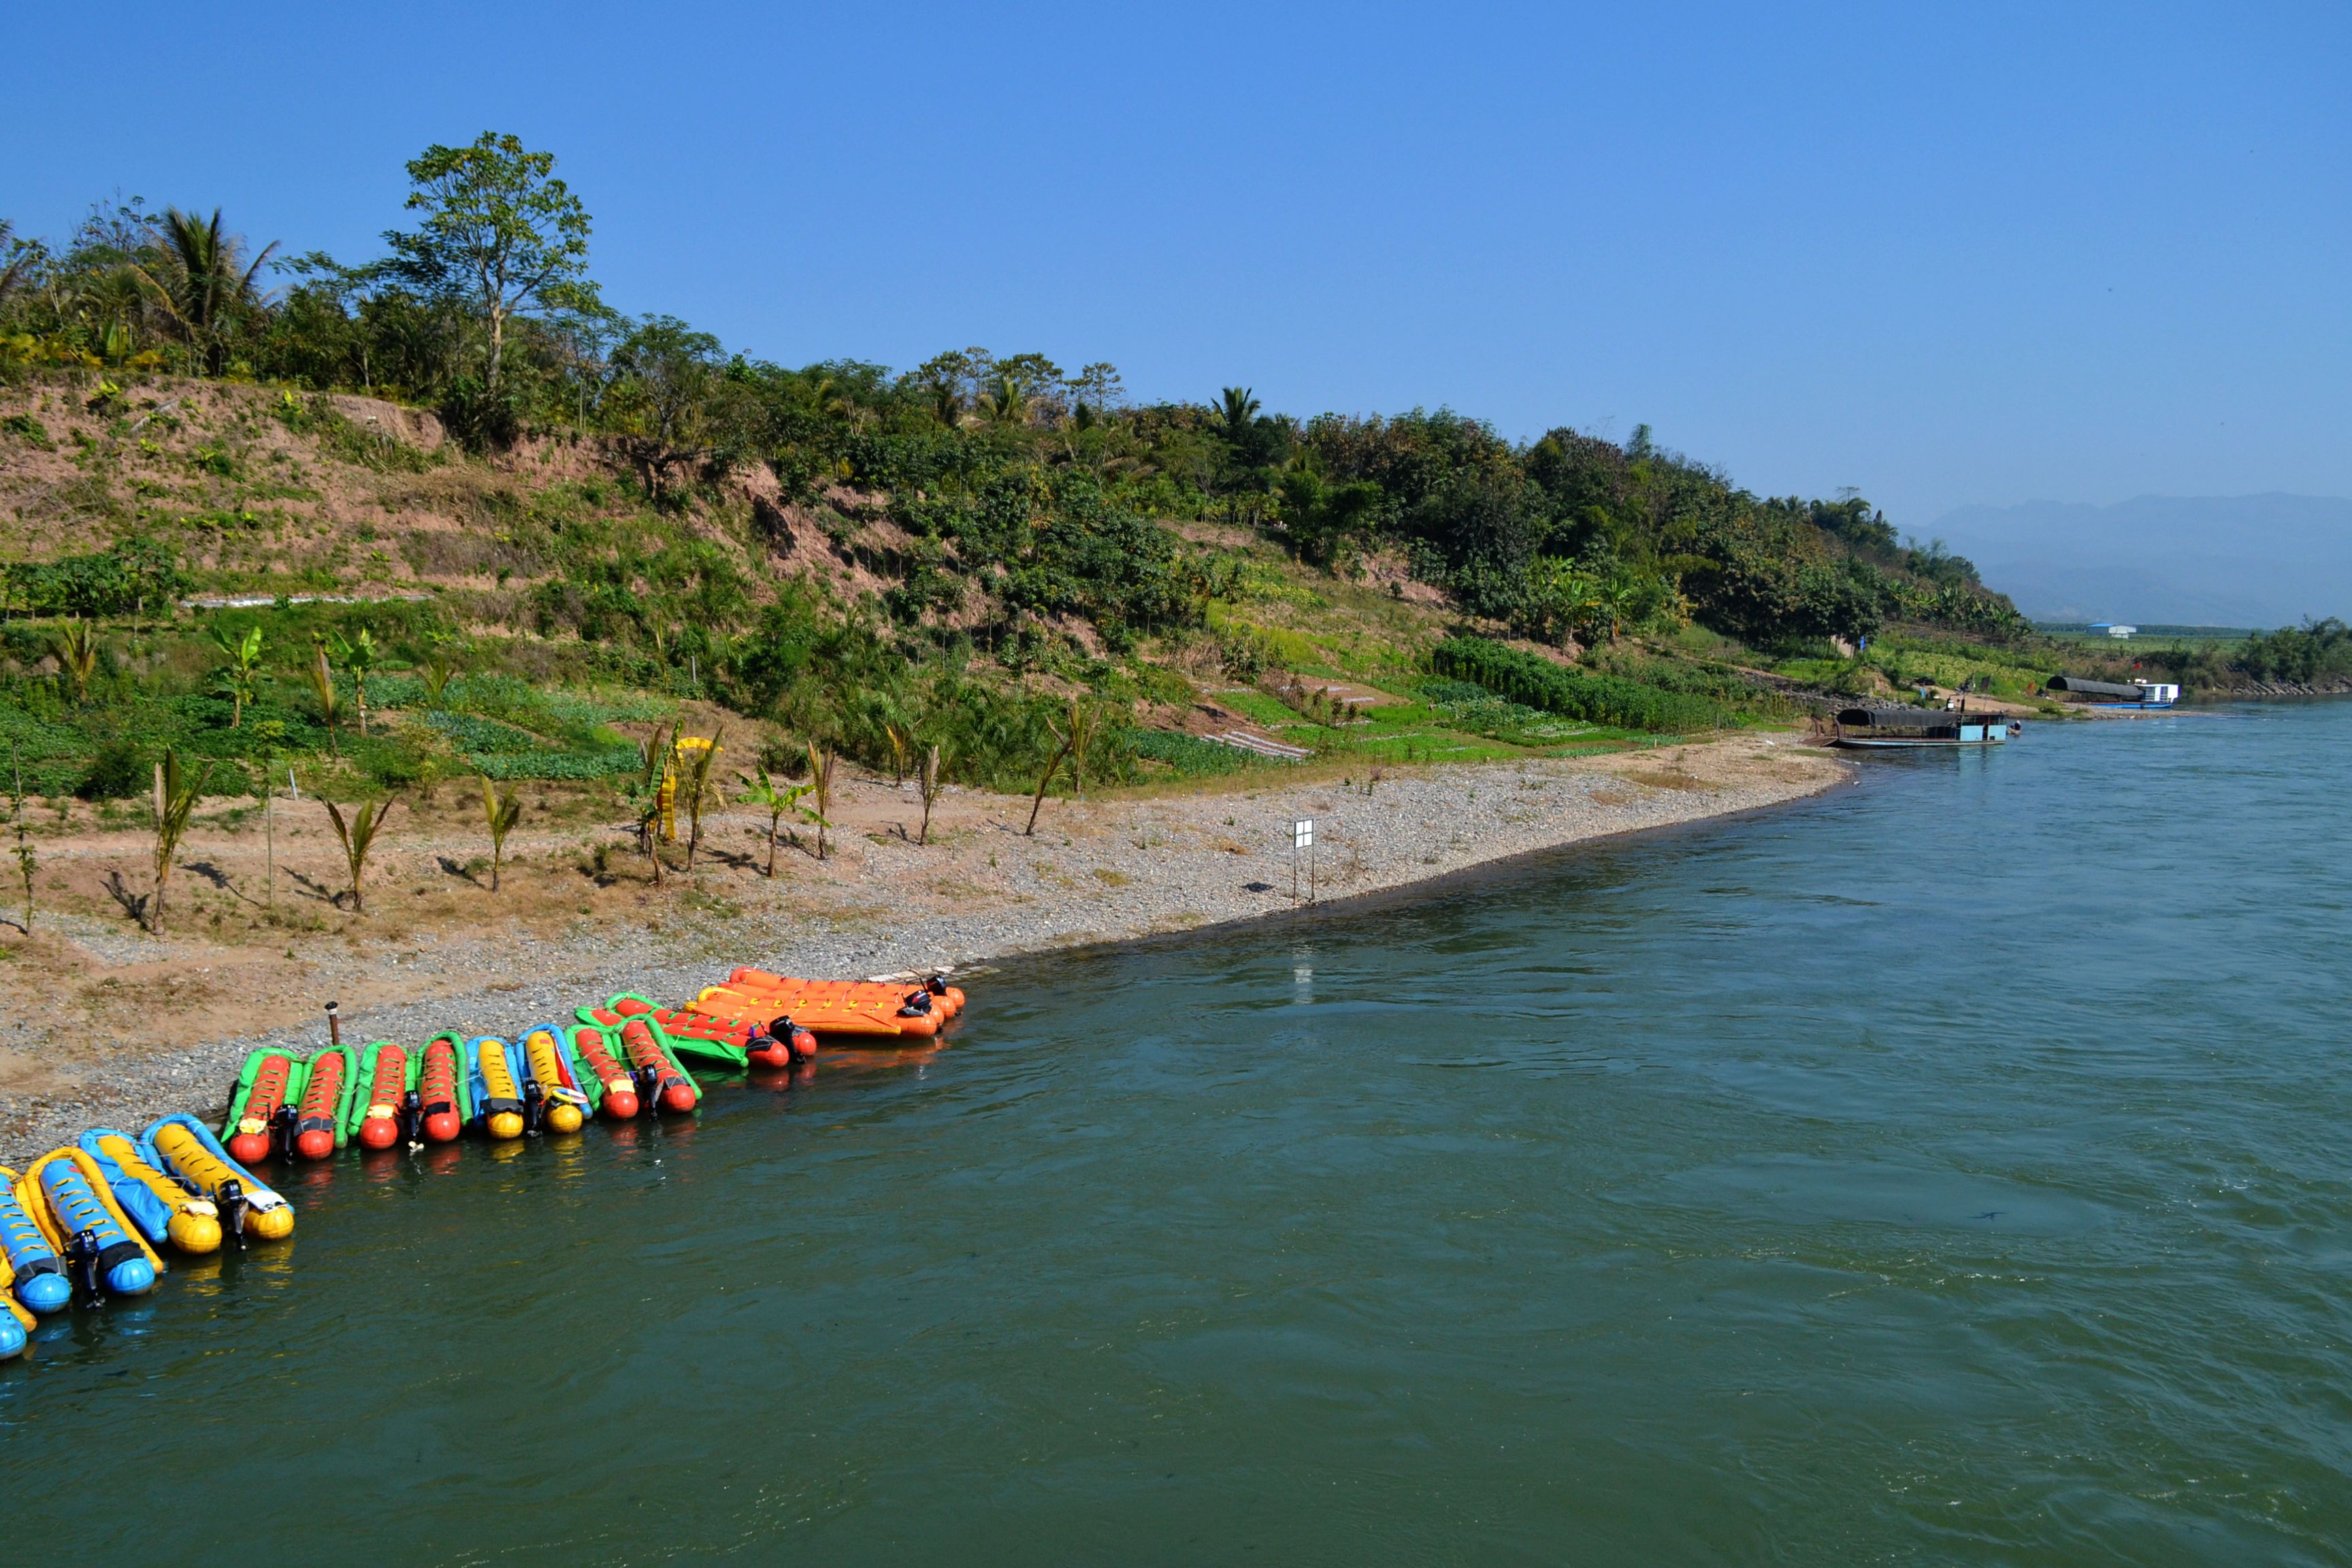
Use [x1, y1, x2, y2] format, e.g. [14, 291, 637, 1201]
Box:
[10, 1, 2347, 531]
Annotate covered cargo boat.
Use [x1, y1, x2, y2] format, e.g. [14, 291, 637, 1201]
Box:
[1829, 706, 2019, 749]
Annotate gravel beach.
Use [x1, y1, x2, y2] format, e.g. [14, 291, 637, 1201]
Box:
[0, 734, 1846, 1160]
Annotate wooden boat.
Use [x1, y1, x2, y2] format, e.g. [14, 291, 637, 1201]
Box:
[1829, 706, 2019, 749]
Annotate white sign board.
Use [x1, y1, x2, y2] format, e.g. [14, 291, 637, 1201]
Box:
[1292, 818, 1314, 849]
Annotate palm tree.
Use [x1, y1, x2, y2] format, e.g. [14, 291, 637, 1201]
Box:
[981, 374, 1030, 427]
[1214, 387, 1260, 442]
[51, 618, 100, 706]
[131, 208, 279, 375]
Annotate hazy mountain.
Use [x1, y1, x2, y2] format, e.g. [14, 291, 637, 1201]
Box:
[1927, 494, 2352, 628]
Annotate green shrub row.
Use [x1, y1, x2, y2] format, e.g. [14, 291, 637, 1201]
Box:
[1123, 728, 1277, 776]
[1429, 638, 1729, 734]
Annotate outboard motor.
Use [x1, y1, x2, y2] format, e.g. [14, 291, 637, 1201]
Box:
[217, 1179, 250, 1252]
[897, 988, 934, 1019]
[926, 975, 949, 998]
[399, 1088, 425, 1149]
[523, 1079, 548, 1137]
[272, 1101, 302, 1165]
[67, 1228, 103, 1307]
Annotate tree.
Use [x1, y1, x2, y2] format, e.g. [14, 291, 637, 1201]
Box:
[1213, 386, 1261, 442]
[209, 624, 264, 726]
[478, 774, 522, 892]
[384, 131, 595, 400]
[323, 796, 396, 913]
[1024, 725, 1077, 837]
[131, 208, 278, 375]
[148, 747, 209, 934]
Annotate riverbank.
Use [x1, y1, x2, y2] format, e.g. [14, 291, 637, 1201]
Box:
[0, 734, 1846, 1160]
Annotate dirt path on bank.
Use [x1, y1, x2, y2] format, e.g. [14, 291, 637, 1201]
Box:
[0, 734, 1848, 1159]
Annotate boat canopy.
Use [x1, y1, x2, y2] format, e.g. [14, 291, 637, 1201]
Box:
[1835, 706, 1963, 732]
[2046, 675, 2149, 698]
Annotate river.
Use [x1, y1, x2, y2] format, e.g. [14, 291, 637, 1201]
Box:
[4, 703, 2349, 1564]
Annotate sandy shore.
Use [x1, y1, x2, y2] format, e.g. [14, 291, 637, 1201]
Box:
[0, 734, 1846, 1160]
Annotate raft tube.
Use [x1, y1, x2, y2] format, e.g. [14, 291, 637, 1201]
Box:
[344, 1040, 418, 1151]
[222, 1048, 309, 1164]
[515, 1024, 588, 1134]
[465, 1036, 527, 1141]
[20, 1150, 162, 1297]
[0, 1164, 70, 1314]
[564, 1024, 639, 1120]
[417, 1032, 470, 1143]
[79, 1128, 221, 1254]
[294, 1045, 356, 1160]
[140, 1115, 293, 1243]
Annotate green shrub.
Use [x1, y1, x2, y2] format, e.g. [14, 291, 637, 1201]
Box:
[78, 738, 147, 800]
[1430, 637, 1729, 734]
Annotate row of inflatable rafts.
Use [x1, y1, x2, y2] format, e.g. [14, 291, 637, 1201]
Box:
[0, 1117, 295, 1356]
[217, 996, 769, 1163]
[684, 969, 966, 1041]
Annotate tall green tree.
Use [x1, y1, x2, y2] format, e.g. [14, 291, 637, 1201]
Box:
[384, 131, 594, 400]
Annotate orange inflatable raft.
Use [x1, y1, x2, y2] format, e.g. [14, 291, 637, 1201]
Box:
[687, 970, 964, 1042]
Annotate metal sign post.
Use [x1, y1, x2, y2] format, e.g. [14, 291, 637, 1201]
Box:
[1291, 818, 1315, 906]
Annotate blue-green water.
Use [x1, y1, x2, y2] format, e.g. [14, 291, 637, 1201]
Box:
[5, 705, 2351, 1563]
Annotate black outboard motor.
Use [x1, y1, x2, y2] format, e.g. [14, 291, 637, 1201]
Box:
[632, 1064, 662, 1117]
[67, 1228, 103, 1307]
[399, 1088, 425, 1149]
[217, 1179, 250, 1252]
[272, 1101, 301, 1165]
[523, 1078, 548, 1137]
[926, 975, 949, 998]
[897, 988, 933, 1018]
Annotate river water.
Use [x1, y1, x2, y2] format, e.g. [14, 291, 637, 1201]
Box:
[5, 704, 2349, 1564]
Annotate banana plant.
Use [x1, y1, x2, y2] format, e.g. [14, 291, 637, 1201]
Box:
[149, 746, 210, 934]
[331, 629, 379, 735]
[737, 766, 817, 877]
[308, 634, 341, 754]
[208, 624, 263, 727]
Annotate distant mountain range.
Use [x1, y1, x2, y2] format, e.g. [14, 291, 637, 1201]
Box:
[1926, 494, 2352, 629]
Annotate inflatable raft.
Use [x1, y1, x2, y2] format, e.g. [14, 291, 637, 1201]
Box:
[294, 1045, 355, 1159]
[688, 970, 962, 1042]
[19, 1149, 162, 1299]
[344, 1040, 416, 1151]
[142, 1115, 293, 1243]
[222, 1048, 306, 1164]
[1, 1163, 71, 1314]
[80, 1128, 220, 1254]
[463, 1036, 529, 1141]
[515, 1024, 589, 1134]
[417, 1032, 470, 1143]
